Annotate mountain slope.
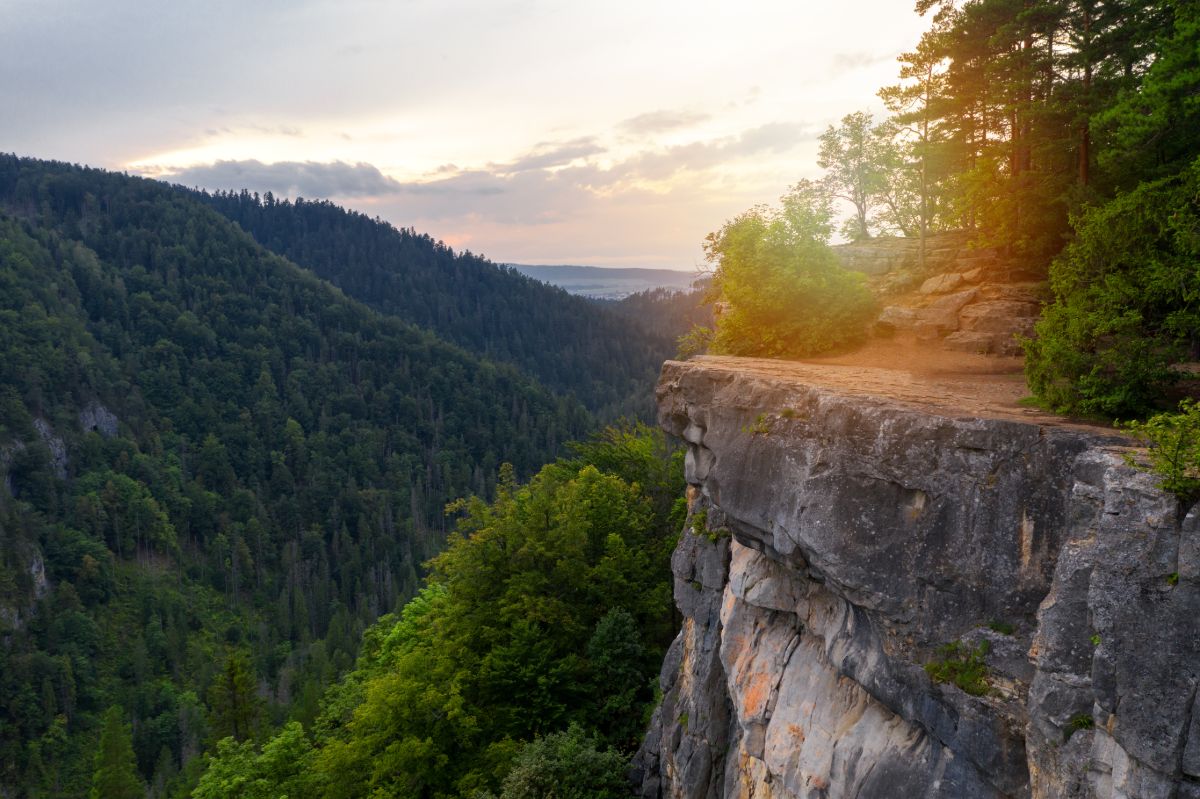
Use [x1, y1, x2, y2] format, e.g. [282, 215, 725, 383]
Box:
[192, 190, 674, 419]
[0, 155, 589, 795]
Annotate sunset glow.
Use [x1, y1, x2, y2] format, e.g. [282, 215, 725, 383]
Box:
[3, 0, 929, 266]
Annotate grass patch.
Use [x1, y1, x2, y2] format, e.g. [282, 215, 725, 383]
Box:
[987, 620, 1015, 635]
[925, 640, 991, 696]
[742, 412, 772, 436]
[689, 507, 729, 543]
[1065, 713, 1094, 741]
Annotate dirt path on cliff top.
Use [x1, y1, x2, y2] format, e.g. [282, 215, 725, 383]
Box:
[684, 337, 1126, 436]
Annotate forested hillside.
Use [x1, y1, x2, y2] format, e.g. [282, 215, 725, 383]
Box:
[192, 427, 684, 799]
[193, 191, 676, 420]
[600, 286, 713, 345]
[0, 156, 592, 796]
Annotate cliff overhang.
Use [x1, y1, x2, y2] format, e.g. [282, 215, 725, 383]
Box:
[636, 356, 1200, 799]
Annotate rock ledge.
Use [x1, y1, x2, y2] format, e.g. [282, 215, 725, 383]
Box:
[635, 358, 1200, 799]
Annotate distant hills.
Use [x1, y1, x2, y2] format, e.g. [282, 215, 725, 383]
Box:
[193, 191, 680, 419]
[509, 264, 699, 299]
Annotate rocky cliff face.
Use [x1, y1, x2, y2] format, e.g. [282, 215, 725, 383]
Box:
[634, 357, 1200, 799]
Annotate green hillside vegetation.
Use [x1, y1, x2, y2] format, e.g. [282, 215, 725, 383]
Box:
[600, 286, 713, 346]
[194, 190, 675, 420]
[0, 155, 590, 796]
[192, 425, 683, 798]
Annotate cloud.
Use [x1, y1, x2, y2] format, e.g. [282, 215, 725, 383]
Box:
[501, 137, 606, 173]
[155, 120, 811, 234]
[618, 109, 711, 136]
[615, 121, 811, 182]
[168, 159, 404, 198]
[830, 51, 894, 72]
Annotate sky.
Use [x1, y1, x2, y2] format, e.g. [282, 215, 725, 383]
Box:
[2, 0, 931, 269]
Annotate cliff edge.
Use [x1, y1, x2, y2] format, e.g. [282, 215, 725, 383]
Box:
[634, 356, 1200, 799]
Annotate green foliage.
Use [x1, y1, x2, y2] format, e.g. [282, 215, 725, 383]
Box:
[0, 155, 593, 796]
[675, 324, 715, 360]
[1024, 161, 1200, 417]
[688, 507, 728, 544]
[606, 286, 713, 348]
[192, 723, 315, 799]
[817, 111, 899, 241]
[1096, 6, 1200, 188]
[883, 0, 1183, 262]
[90, 707, 143, 799]
[496, 724, 632, 799]
[207, 651, 262, 743]
[743, 413, 772, 437]
[987, 620, 1015, 636]
[1065, 713, 1095, 741]
[704, 181, 876, 359]
[924, 640, 991, 696]
[583, 609, 648, 748]
[1121, 400, 1200, 504]
[211, 426, 685, 797]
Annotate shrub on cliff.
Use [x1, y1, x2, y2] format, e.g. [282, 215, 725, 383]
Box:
[1121, 400, 1200, 505]
[1024, 159, 1200, 417]
[699, 180, 877, 358]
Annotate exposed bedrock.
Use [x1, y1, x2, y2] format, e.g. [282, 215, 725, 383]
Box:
[633, 358, 1200, 799]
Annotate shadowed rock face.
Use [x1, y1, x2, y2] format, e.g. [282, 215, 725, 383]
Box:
[633, 359, 1200, 799]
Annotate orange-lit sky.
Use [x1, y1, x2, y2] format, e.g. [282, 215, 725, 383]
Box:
[3, 1, 930, 268]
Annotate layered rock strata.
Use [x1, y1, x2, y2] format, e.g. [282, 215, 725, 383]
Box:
[634, 357, 1200, 799]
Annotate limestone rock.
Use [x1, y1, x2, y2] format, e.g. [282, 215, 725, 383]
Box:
[959, 300, 1041, 333]
[641, 358, 1197, 799]
[919, 272, 965, 294]
[79, 402, 118, 438]
[874, 305, 917, 336]
[33, 418, 67, 479]
[943, 330, 998, 354]
[978, 282, 1048, 305]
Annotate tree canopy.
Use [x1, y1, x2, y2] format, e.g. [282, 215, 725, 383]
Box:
[701, 181, 876, 358]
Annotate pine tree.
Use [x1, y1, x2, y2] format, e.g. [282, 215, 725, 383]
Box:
[208, 651, 262, 742]
[89, 706, 143, 799]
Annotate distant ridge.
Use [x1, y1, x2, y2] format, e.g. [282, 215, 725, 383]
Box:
[193, 191, 679, 419]
[509, 264, 698, 299]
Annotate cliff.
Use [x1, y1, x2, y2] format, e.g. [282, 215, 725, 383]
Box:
[634, 356, 1200, 799]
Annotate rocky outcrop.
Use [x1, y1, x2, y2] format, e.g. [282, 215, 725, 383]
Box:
[79, 402, 118, 438]
[33, 418, 67, 479]
[836, 232, 1049, 357]
[636, 357, 1199, 799]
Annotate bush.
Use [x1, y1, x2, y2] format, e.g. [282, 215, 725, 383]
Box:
[702, 181, 877, 358]
[925, 640, 990, 696]
[1024, 160, 1200, 417]
[498, 725, 631, 799]
[1121, 400, 1200, 504]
